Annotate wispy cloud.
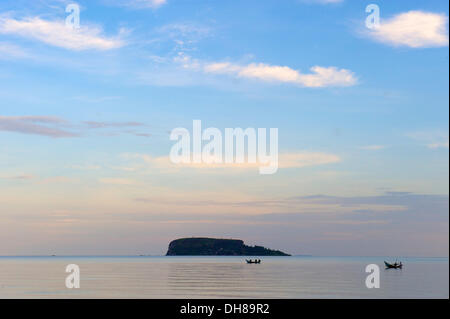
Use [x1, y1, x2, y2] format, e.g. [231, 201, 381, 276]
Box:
[366, 11, 449, 48]
[71, 96, 121, 103]
[202, 61, 357, 88]
[428, 141, 449, 149]
[0, 16, 126, 50]
[110, 0, 168, 9]
[155, 22, 213, 56]
[0, 173, 35, 180]
[157, 23, 211, 40]
[133, 192, 448, 221]
[300, 0, 344, 4]
[84, 121, 145, 129]
[407, 130, 449, 149]
[360, 145, 386, 151]
[0, 115, 77, 138]
[99, 178, 137, 185]
[0, 42, 30, 59]
[132, 151, 340, 172]
[0, 116, 151, 138]
[135, 0, 167, 8]
[83, 121, 151, 138]
[279, 152, 341, 168]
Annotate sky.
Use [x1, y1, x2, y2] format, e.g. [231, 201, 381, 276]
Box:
[0, 0, 448, 256]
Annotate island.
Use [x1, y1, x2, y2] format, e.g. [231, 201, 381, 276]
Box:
[166, 237, 291, 256]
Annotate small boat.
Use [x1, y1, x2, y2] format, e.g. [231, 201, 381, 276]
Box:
[246, 259, 261, 264]
[384, 261, 403, 269]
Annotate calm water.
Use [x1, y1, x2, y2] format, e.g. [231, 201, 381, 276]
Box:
[0, 256, 448, 298]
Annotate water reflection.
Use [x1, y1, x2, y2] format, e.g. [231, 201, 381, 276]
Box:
[0, 256, 447, 298]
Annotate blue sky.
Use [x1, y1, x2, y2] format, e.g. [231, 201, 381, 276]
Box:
[0, 0, 448, 256]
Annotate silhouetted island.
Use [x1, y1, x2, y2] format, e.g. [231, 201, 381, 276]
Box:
[166, 237, 291, 256]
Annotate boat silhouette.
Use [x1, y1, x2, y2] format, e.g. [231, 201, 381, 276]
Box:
[384, 261, 403, 269]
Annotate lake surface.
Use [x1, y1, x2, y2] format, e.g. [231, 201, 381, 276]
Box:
[0, 256, 447, 298]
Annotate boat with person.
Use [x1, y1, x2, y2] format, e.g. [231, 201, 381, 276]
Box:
[246, 259, 261, 264]
[384, 261, 403, 269]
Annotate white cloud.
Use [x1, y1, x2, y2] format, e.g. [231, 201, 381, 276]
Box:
[144, 53, 357, 88]
[367, 11, 449, 48]
[204, 62, 241, 74]
[0, 16, 125, 51]
[239, 63, 303, 83]
[204, 62, 357, 88]
[132, 151, 340, 171]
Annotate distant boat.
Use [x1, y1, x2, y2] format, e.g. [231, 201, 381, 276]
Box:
[246, 259, 261, 264]
[384, 261, 403, 269]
